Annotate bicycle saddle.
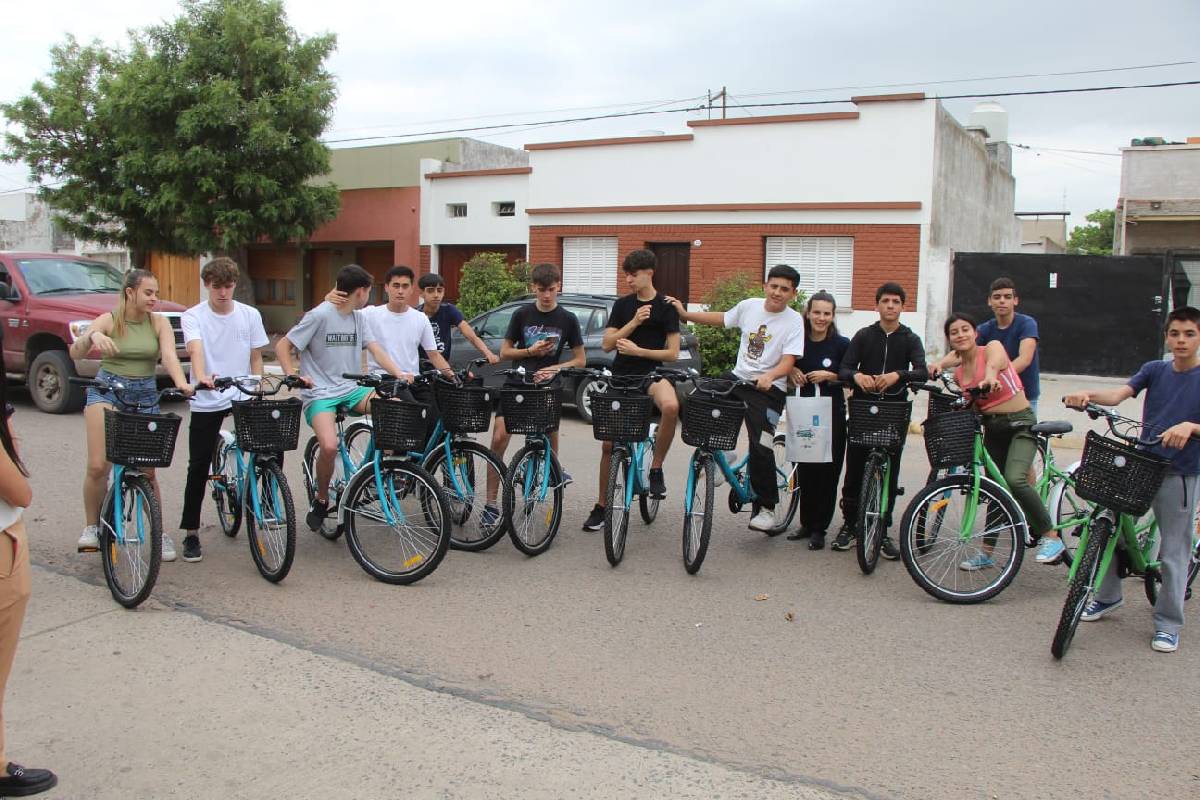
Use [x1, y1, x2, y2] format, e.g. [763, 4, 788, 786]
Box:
[1030, 420, 1073, 435]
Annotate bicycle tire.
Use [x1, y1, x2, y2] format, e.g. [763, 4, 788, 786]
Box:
[899, 474, 1026, 604]
[682, 453, 715, 575]
[211, 435, 242, 538]
[503, 442, 564, 556]
[245, 460, 297, 583]
[604, 448, 631, 567]
[423, 440, 508, 552]
[1052, 515, 1113, 659]
[341, 459, 451, 584]
[1048, 460, 1088, 567]
[856, 453, 886, 574]
[637, 431, 661, 525]
[99, 472, 162, 609]
[771, 434, 800, 534]
[302, 422, 372, 541]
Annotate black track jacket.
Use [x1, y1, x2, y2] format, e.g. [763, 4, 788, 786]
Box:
[838, 321, 929, 398]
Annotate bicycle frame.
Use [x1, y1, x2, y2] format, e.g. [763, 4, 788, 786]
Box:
[224, 440, 284, 524]
[1065, 507, 1160, 584]
[106, 464, 144, 546]
[614, 431, 657, 508]
[324, 415, 409, 529]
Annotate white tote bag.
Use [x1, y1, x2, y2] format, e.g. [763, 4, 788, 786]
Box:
[785, 390, 834, 463]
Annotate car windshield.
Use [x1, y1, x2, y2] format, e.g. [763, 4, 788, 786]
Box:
[15, 258, 124, 295]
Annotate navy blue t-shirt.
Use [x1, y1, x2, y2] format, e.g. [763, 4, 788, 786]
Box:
[421, 303, 465, 357]
[795, 333, 850, 410]
[1128, 359, 1200, 475]
[977, 313, 1040, 401]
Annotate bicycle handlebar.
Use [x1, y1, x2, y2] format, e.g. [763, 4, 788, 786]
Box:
[68, 376, 186, 410]
[209, 374, 305, 397]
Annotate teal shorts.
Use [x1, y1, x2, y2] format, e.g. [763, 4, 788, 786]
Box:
[304, 386, 374, 426]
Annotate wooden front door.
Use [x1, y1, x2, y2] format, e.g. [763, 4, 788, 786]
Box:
[649, 243, 690, 304]
[146, 252, 201, 308]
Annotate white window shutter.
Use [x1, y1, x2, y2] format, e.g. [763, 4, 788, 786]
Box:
[764, 237, 854, 304]
[562, 237, 617, 294]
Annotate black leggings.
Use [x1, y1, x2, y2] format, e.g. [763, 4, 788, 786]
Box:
[795, 409, 847, 533]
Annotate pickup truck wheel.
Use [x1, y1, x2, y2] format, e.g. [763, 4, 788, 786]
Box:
[29, 350, 85, 414]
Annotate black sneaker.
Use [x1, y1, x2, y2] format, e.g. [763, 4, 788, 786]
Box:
[648, 468, 667, 498]
[306, 499, 329, 532]
[786, 527, 812, 541]
[0, 762, 57, 796]
[831, 526, 855, 551]
[182, 534, 202, 563]
[880, 536, 900, 560]
[582, 504, 605, 532]
[808, 531, 827, 550]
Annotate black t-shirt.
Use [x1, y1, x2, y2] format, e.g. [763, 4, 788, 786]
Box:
[607, 292, 680, 375]
[503, 304, 584, 379]
[795, 333, 851, 409]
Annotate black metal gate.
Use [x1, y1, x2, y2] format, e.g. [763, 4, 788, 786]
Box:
[952, 253, 1167, 377]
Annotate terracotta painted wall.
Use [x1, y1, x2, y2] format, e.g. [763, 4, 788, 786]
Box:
[309, 187, 422, 268]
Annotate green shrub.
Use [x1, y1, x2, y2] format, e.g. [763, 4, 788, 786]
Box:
[456, 253, 531, 319]
[693, 273, 806, 376]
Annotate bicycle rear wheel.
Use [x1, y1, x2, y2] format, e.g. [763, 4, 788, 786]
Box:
[1048, 461, 1088, 566]
[342, 460, 451, 584]
[637, 432, 661, 524]
[899, 475, 1025, 604]
[211, 436, 241, 538]
[682, 452, 714, 574]
[302, 422, 372, 540]
[245, 460, 297, 583]
[423, 441, 508, 552]
[99, 473, 162, 609]
[856, 453, 886, 574]
[604, 449, 631, 567]
[1052, 516, 1112, 659]
[503, 443, 564, 557]
[771, 433, 800, 534]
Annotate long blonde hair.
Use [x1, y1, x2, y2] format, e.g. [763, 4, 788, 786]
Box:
[113, 269, 155, 339]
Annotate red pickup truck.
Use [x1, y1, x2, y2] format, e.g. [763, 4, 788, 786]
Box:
[0, 252, 189, 413]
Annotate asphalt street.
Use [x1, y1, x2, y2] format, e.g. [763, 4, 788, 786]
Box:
[8, 382, 1197, 800]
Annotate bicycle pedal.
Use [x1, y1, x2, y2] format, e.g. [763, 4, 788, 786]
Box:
[895, 487, 905, 496]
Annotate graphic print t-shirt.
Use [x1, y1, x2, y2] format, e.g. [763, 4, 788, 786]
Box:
[723, 298, 805, 391]
[503, 304, 583, 379]
[607, 292, 680, 375]
[285, 301, 375, 401]
[422, 303, 465, 358]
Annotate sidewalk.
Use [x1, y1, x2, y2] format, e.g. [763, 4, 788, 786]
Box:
[6, 567, 847, 800]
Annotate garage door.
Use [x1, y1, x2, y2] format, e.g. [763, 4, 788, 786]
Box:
[562, 237, 617, 294]
[765, 237, 853, 303]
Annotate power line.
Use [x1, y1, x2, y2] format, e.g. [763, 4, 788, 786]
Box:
[1013, 144, 1121, 157]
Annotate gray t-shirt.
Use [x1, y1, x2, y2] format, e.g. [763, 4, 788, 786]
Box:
[286, 302, 375, 402]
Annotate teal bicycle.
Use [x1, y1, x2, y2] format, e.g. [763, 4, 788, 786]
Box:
[209, 374, 304, 583]
[678, 377, 800, 574]
[69, 376, 184, 608]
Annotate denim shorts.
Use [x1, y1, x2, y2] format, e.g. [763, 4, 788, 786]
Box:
[86, 369, 161, 414]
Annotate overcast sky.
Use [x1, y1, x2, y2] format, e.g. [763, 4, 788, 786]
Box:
[3, 0, 1198, 235]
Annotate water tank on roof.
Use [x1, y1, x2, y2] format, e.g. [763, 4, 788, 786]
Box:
[968, 101, 1008, 143]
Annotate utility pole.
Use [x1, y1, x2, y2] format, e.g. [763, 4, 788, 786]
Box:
[707, 87, 728, 120]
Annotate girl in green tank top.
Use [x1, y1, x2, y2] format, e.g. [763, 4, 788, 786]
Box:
[69, 270, 193, 555]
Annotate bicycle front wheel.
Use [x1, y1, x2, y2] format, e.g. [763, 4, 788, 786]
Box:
[211, 436, 241, 538]
[503, 443, 564, 557]
[423, 441, 508, 552]
[604, 448, 632, 567]
[100, 472, 162, 609]
[899, 475, 1026, 604]
[245, 460, 297, 583]
[1052, 515, 1112, 659]
[772, 433, 800, 533]
[342, 460, 451, 584]
[682, 453, 714, 574]
[856, 453, 886, 575]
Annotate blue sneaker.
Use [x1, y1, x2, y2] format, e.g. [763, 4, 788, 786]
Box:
[1152, 631, 1179, 652]
[1080, 597, 1123, 621]
[1035, 537, 1066, 563]
[480, 504, 500, 529]
[959, 553, 994, 571]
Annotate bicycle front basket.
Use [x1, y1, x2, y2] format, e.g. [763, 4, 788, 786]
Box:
[104, 409, 182, 468]
[681, 390, 744, 450]
[847, 399, 912, 449]
[1074, 430, 1168, 516]
[231, 398, 302, 452]
[370, 397, 430, 452]
[922, 408, 979, 469]
[591, 391, 654, 442]
[927, 390, 959, 419]
[434, 381, 493, 434]
[500, 386, 561, 434]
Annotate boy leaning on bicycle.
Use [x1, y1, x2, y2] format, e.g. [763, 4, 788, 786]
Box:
[668, 264, 804, 533]
[1064, 306, 1200, 653]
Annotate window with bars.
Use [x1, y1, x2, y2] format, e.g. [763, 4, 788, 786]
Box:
[447, 203, 467, 218]
[764, 237, 854, 304]
[494, 201, 516, 217]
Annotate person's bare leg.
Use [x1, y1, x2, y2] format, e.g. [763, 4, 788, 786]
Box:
[82, 404, 110, 526]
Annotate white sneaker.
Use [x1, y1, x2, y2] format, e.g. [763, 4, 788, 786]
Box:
[77, 524, 99, 553]
[161, 534, 177, 563]
[749, 509, 778, 532]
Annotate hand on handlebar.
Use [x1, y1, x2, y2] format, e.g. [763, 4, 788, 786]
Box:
[1160, 421, 1200, 450]
[853, 373, 875, 392]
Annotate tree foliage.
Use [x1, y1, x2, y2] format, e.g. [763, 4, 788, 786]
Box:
[1066, 208, 1115, 256]
[1, 0, 340, 258]
[456, 252, 532, 320]
[693, 273, 806, 377]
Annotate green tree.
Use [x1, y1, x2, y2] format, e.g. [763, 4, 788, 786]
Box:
[1, 0, 340, 262]
[693, 273, 806, 377]
[456, 253, 531, 320]
[1066, 208, 1115, 256]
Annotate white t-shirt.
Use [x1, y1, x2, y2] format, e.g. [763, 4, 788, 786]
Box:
[364, 304, 438, 375]
[182, 301, 270, 412]
[723, 299, 805, 391]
